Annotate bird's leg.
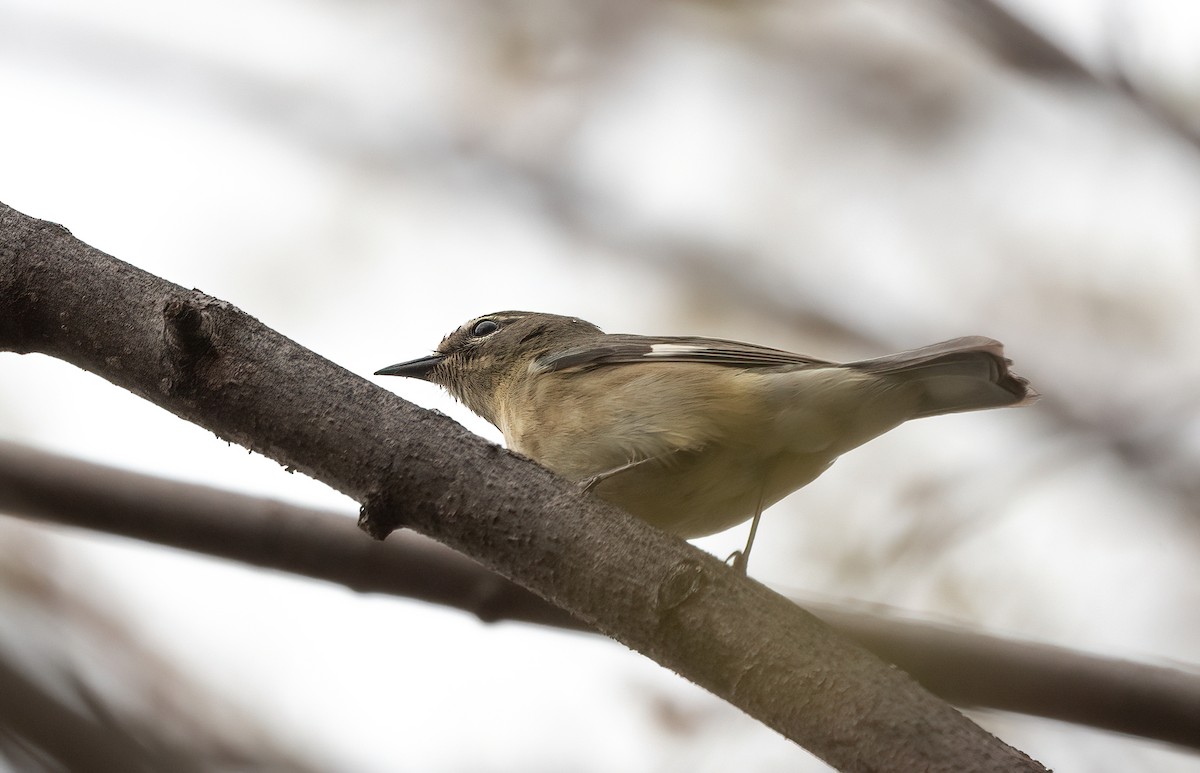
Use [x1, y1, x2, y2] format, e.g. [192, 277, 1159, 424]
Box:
[579, 456, 658, 493]
[727, 489, 767, 575]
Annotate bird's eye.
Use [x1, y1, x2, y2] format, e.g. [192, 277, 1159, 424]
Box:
[471, 319, 500, 337]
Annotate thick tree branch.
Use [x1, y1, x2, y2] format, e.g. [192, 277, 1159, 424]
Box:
[0, 202, 1046, 772]
[1, 439, 1197, 750]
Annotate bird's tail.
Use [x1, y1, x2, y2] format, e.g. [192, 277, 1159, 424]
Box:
[849, 337, 1037, 418]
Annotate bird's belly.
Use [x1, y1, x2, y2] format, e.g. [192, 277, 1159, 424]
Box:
[589, 445, 833, 538]
[499, 364, 903, 538]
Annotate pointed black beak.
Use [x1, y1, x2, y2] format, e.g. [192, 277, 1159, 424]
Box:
[374, 354, 446, 380]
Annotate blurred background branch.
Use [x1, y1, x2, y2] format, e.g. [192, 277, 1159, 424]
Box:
[0, 500, 331, 773]
[938, 0, 1200, 151]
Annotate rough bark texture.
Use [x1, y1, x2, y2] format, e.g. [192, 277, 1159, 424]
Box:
[0, 202, 1048, 772]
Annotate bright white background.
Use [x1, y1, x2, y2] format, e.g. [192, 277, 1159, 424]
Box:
[2, 0, 1200, 770]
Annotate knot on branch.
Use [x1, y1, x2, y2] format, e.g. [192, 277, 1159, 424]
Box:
[164, 293, 217, 353]
[160, 292, 225, 394]
[359, 489, 406, 541]
[656, 558, 707, 614]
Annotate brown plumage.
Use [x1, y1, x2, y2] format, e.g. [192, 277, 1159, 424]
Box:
[377, 312, 1036, 568]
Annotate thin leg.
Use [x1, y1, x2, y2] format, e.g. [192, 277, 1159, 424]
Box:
[728, 489, 766, 575]
[579, 456, 657, 493]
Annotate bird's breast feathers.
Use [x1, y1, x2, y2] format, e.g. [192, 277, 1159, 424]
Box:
[499, 361, 910, 476]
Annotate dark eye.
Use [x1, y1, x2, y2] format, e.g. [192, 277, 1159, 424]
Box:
[471, 319, 500, 337]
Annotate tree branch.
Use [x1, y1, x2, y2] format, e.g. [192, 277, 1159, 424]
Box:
[1, 439, 1197, 750]
[0, 202, 1046, 772]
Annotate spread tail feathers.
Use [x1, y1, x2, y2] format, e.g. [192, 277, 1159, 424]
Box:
[850, 337, 1037, 418]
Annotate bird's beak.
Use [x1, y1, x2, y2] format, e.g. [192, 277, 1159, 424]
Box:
[374, 354, 446, 380]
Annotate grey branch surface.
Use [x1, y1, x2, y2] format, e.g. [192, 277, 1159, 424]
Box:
[0, 202, 1047, 773]
[1, 440, 1198, 751]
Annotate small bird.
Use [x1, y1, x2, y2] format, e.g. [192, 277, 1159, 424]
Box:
[376, 312, 1036, 571]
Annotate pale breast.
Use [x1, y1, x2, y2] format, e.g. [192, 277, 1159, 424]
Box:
[498, 363, 765, 477]
[495, 361, 921, 538]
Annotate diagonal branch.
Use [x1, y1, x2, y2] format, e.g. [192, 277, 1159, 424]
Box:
[0, 202, 1046, 772]
[1, 439, 1197, 750]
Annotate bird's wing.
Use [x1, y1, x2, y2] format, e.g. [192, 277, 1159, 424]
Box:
[535, 334, 833, 372]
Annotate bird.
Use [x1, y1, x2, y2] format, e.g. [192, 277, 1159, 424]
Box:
[376, 311, 1036, 571]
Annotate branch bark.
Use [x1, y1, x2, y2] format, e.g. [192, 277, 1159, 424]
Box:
[2, 439, 1197, 751]
[0, 202, 1047, 772]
